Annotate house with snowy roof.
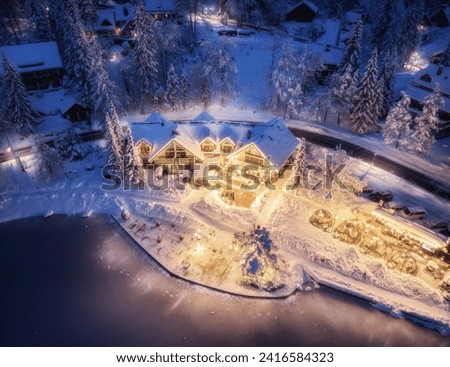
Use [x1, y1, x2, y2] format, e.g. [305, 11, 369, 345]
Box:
[94, 9, 116, 34]
[403, 64, 450, 139]
[0, 41, 64, 91]
[131, 113, 298, 184]
[145, 0, 176, 19]
[286, 1, 318, 22]
[429, 6, 450, 27]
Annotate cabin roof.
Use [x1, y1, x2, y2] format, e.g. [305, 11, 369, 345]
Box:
[0, 41, 63, 74]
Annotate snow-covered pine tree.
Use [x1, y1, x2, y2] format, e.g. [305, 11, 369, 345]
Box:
[199, 40, 238, 106]
[397, 0, 423, 66]
[154, 20, 182, 83]
[166, 64, 180, 110]
[350, 48, 381, 134]
[30, 0, 51, 41]
[78, 0, 98, 27]
[339, 15, 363, 74]
[123, 125, 142, 185]
[410, 84, 444, 154]
[378, 50, 397, 118]
[270, 42, 301, 117]
[2, 53, 39, 133]
[132, 3, 159, 114]
[291, 138, 306, 188]
[54, 128, 86, 161]
[104, 113, 124, 174]
[32, 143, 63, 182]
[180, 72, 190, 109]
[372, 0, 400, 52]
[59, 4, 97, 110]
[89, 35, 122, 117]
[332, 62, 358, 123]
[383, 93, 413, 148]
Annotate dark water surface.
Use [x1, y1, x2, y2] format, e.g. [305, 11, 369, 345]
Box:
[1, 215, 449, 347]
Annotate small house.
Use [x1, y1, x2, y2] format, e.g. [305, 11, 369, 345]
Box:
[286, 1, 318, 23]
[430, 6, 450, 27]
[62, 102, 90, 123]
[0, 42, 64, 91]
[94, 10, 116, 35]
[145, 0, 176, 19]
[403, 64, 450, 139]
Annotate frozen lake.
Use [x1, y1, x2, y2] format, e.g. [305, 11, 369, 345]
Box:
[0, 215, 449, 346]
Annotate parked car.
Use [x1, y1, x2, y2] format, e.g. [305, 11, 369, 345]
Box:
[399, 206, 426, 220]
[218, 29, 238, 36]
[383, 201, 407, 214]
[368, 190, 393, 203]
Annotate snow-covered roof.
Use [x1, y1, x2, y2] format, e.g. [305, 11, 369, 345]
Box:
[404, 84, 450, 115]
[288, 1, 319, 14]
[315, 19, 341, 47]
[194, 111, 215, 122]
[346, 11, 361, 24]
[94, 9, 116, 32]
[145, 0, 176, 13]
[411, 64, 450, 97]
[0, 42, 63, 74]
[131, 116, 298, 170]
[29, 89, 80, 115]
[114, 4, 134, 22]
[300, 42, 343, 66]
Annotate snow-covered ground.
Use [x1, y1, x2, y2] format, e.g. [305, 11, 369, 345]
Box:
[1, 9, 450, 335]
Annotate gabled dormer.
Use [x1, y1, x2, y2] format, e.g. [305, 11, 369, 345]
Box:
[200, 138, 217, 152]
[220, 138, 235, 153]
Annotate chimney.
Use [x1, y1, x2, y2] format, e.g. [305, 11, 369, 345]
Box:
[437, 65, 444, 76]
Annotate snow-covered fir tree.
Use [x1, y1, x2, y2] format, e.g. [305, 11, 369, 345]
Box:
[2, 53, 39, 133]
[54, 128, 86, 161]
[123, 125, 142, 185]
[378, 50, 397, 118]
[291, 138, 306, 188]
[350, 48, 381, 134]
[339, 15, 363, 74]
[372, 0, 401, 53]
[78, 0, 98, 27]
[154, 20, 182, 83]
[104, 113, 124, 174]
[199, 40, 238, 106]
[89, 35, 122, 117]
[166, 64, 181, 110]
[270, 43, 301, 118]
[58, 2, 98, 110]
[32, 143, 63, 182]
[180, 72, 190, 109]
[30, 0, 51, 41]
[132, 3, 159, 114]
[383, 93, 413, 148]
[332, 63, 358, 123]
[410, 84, 444, 154]
[397, 0, 423, 66]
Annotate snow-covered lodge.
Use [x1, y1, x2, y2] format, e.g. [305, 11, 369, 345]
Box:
[145, 0, 176, 19]
[403, 64, 450, 139]
[0, 42, 64, 91]
[131, 113, 298, 184]
[286, 1, 318, 22]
